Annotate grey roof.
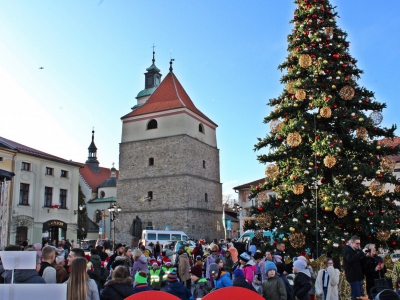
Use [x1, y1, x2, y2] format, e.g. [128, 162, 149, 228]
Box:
[99, 177, 117, 188]
[88, 196, 116, 204]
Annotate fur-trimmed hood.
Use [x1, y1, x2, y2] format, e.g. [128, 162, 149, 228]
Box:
[104, 277, 133, 287]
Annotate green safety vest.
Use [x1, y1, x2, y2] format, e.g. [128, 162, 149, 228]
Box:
[150, 269, 161, 283]
[162, 267, 174, 281]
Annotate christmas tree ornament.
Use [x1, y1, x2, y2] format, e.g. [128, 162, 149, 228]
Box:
[289, 227, 296, 233]
[394, 185, 400, 193]
[254, 230, 264, 239]
[355, 218, 360, 223]
[320, 107, 332, 118]
[299, 54, 312, 68]
[334, 207, 348, 218]
[289, 232, 306, 248]
[286, 81, 295, 94]
[369, 180, 386, 197]
[270, 119, 282, 133]
[339, 85, 355, 100]
[380, 157, 396, 173]
[370, 111, 383, 125]
[356, 127, 368, 139]
[287, 131, 302, 147]
[295, 89, 306, 100]
[293, 183, 305, 195]
[258, 206, 263, 212]
[265, 164, 280, 179]
[325, 27, 333, 35]
[323, 155, 336, 168]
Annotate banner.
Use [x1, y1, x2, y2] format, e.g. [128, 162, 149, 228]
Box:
[226, 219, 232, 230]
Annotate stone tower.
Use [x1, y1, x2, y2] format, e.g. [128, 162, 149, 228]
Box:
[116, 56, 222, 243]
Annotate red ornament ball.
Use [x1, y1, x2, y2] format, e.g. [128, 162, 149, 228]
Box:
[392, 241, 397, 246]
[338, 223, 343, 228]
[275, 202, 280, 207]
[395, 218, 399, 223]
[332, 53, 339, 59]
[377, 174, 383, 179]
[367, 235, 372, 239]
[368, 211, 374, 216]
[258, 206, 263, 212]
[256, 186, 260, 191]
[304, 213, 309, 218]
[379, 210, 385, 215]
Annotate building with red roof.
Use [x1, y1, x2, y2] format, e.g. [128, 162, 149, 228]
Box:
[116, 53, 222, 244]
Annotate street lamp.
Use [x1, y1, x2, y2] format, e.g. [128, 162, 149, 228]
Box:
[108, 203, 122, 251]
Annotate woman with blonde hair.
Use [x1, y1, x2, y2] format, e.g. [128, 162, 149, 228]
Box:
[132, 249, 148, 274]
[66, 257, 99, 300]
[206, 244, 223, 287]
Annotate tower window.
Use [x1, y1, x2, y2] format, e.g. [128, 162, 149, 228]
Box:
[0, 157, 3, 162]
[100, 191, 105, 198]
[147, 119, 158, 130]
[149, 158, 154, 166]
[203, 160, 206, 169]
[147, 191, 153, 200]
[199, 123, 204, 133]
[205, 193, 208, 202]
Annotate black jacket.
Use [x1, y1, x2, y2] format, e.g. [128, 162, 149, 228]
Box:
[14, 269, 45, 284]
[292, 272, 312, 300]
[100, 278, 134, 300]
[342, 245, 365, 282]
[233, 275, 257, 292]
[363, 255, 386, 283]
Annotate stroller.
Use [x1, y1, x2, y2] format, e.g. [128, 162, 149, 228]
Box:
[370, 277, 400, 300]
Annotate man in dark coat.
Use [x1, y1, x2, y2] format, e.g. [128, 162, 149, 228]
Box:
[362, 243, 387, 297]
[342, 235, 365, 300]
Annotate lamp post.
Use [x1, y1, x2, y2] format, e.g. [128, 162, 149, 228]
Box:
[108, 203, 122, 251]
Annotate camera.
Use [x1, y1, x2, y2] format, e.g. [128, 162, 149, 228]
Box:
[365, 249, 371, 253]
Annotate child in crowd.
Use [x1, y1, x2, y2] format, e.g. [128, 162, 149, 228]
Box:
[133, 271, 152, 294]
[191, 264, 212, 299]
[149, 261, 163, 290]
[292, 259, 312, 300]
[263, 261, 287, 300]
[166, 272, 192, 300]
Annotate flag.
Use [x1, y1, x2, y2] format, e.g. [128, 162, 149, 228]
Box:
[222, 206, 227, 239]
[139, 195, 150, 202]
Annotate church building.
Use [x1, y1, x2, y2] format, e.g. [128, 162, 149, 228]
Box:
[116, 53, 223, 243]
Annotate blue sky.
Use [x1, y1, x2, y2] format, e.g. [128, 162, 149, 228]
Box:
[1, 0, 399, 199]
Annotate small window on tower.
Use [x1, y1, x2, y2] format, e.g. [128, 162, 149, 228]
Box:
[147, 191, 153, 200]
[205, 193, 208, 202]
[149, 158, 154, 166]
[203, 160, 206, 169]
[199, 123, 204, 133]
[147, 119, 158, 130]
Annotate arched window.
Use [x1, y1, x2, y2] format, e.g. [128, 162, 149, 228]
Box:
[100, 191, 105, 198]
[199, 123, 204, 133]
[147, 119, 158, 130]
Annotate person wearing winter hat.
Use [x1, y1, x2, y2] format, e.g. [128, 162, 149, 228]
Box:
[209, 262, 232, 290]
[107, 243, 124, 271]
[191, 265, 212, 299]
[133, 271, 152, 293]
[149, 261, 163, 290]
[263, 261, 287, 300]
[239, 252, 256, 284]
[166, 271, 192, 300]
[292, 259, 312, 300]
[232, 268, 256, 292]
[161, 260, 175, 286]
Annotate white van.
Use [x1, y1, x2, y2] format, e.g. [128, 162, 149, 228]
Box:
[142, 230, 189, 246]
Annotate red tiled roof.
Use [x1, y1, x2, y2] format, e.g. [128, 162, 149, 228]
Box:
[233, 178, 265, 190]
[378, 137, 400, 162]
[0, 136, 82, 167]
[121, 72, 217, 126]
[79, 164, 119, 191]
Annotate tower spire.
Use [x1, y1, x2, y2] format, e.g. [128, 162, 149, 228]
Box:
[169, 58, 175, 73]
[85, 128, 100, 172]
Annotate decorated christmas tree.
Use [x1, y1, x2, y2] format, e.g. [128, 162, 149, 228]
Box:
[245, 0, 400, 257]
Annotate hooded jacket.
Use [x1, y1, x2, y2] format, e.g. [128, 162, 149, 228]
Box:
[233, 274, 256, 292]
[262, 275, 287, 300]
[214, 271, 233, 289]
[167, 281, 192, 300]
[193, 278, 212, 299]
[293, 271, 312, 300]
[13, 269, 46, 284]
[133, 254, 148, 274]
[100, 277, 134, 300]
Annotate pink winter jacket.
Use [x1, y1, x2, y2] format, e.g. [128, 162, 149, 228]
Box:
[242, 264, 257, 284]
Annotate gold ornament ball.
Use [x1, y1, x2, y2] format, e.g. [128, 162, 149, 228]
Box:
[332, 85, 337, 89]
[325, 207, 333, 212]
[317, 115, 322, 119]
[278, 194, 283, 200]
[327, 240, 332, 244]
[376, 146, 381, 150]
[313, 78, 318, 82]
[309, 162, 314, 166]
[355, 218, 360, 223]
[323, 196, 330, 201]
[337, 148, 341, 152]
[359, 118, 364, 122]
[337, 71, 342, 75]
[353, 166, 358, 171]
[289, 227, 296, 233]
[282, 237, 288, 242]
[304, 121, 308, 124]
[365, 191, 370, 195]
[294, 103, 299, 107]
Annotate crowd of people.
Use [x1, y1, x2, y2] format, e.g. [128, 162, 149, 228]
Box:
[1, 236, 400, 300]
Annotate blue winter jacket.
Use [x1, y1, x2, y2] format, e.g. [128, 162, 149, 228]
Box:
[214, 272, 232, 289]
[167, 281, 192, 300]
